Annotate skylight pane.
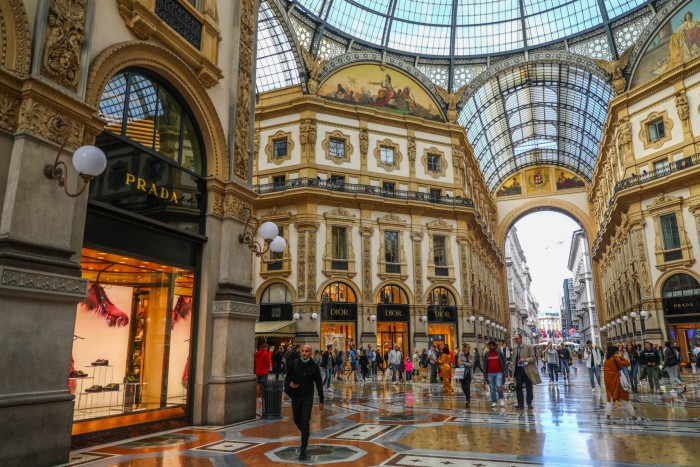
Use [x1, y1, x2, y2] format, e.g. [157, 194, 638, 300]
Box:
[455, 21, 523, 55]
[604, 0, 645, 18]
[326, 0, 387, 44]
[394, 0, 452, 25]
[388, 21, 451, 55]
[526, 0, 602, 47]
[456, 0, 520, 25]
[295, 0, 325, 16]
[256, 1, 301, 93]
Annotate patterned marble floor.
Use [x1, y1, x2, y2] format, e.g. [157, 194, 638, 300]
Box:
[64, 362, 700, 466]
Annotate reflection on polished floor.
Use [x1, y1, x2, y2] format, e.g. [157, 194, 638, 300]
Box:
[65, 361, 700, 466]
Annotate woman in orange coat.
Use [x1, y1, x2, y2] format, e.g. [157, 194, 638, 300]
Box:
[439, 345, 454, 395]
[603, 345, 637, 421]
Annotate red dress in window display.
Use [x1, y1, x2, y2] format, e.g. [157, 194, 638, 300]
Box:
[82, 283, 130, 327]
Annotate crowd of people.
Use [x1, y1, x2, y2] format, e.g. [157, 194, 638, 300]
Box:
[254, 336, 696, 460]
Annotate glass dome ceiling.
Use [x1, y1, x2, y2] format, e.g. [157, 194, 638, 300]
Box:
[291, 0, 648, 57]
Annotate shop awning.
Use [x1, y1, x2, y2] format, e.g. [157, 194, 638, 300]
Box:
[255, 320, 296, 337]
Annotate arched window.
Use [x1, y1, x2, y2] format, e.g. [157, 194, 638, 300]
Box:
[376, 285, 409, 304]
[98, 69, 203, 174]
[321, 282, 356, 303]
[260, 283, 293, 303]
[427, 287, 456, 306]
[662, 274, 700, 297]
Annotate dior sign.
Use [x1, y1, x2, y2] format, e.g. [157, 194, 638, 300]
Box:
[377, 304, 410, 322]
[321, 302, 358, 321]
[428, 306, 457, 322]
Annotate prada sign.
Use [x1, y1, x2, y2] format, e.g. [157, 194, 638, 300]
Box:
[377, 304, 410, 322]
[259, 303, 293, 321]
[663, 295, 700, 316]
[428, 306, 457, 322]
[321, 302, 358, 321]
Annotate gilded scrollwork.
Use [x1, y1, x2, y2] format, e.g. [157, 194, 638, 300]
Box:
[232, 0, 255, 180]
[18, 97, 81, 148]
[297, 229, 307, 300]
[676, 91, 690, 131]
[360, 226, 374, 301]
[222, 194, 252, 221]
[41, 0, 88, 91]
[411, 231, 423, 302]
[307, 230, 317, 300]
[359, 128, 369, 160]
[0, 93, 19, 132]
[1, 0, 32, 74]
[635, 230, 652, 297]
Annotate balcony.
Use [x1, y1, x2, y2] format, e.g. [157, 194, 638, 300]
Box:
[254, 177, 474, 208]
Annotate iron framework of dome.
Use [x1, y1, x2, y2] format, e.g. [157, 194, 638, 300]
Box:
[255, 0, 662, 191]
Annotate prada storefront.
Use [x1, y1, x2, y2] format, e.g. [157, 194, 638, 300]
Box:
[321, 282, 358, 352]
[376, 285, 411, 360]
[71, 70, 205, 435]
[663, 273, 700, 365]
[427, 287, 458, 351]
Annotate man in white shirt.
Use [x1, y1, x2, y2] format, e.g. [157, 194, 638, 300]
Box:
[388, 345, 402, 384]
[583, 340, 602, 392]
[428, 345, 438, 383]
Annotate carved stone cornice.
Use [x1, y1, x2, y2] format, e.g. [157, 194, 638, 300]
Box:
[0, 266, 87, 298]
[377, 211, 406, 226]
[360, 226, 374, 236]
[212, 300, 259, 321]
[295, 219, 320, 231]
[410, 231, 423, 241]
[647, 193, 683, 212]
[426, 218, 452, 230]
[206, 177, 256, 221]
[0, 69, 104, 147]
[261, 205, 293, 220]
[324, 206, 355, 220]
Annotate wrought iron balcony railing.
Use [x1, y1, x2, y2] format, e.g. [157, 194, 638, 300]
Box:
[254, 177, 475, 208]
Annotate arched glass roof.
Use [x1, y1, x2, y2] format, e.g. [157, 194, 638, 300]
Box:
[459, 62, 615, 190]
[256, 0, 301, 93]
[291, 0, 648, 57]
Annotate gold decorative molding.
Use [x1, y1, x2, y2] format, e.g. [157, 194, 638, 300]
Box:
[261, 205, 293, 219]
[359, 128, 369, 160]
[407, 137, 416, 165]
[410, 231, 424, 303]
[377, 211, 406, 226]
[232, 0, 255, 180]
[647, 193, 695, 271]
[638, 110, 673, 150]
[421, 147, 447, 179]
[300, 118, 317, 158]
[377, 215, 408, 280]
[373, 138, 403, 172]
[0, 91, 20, 132]
[322, 208, 357, 278]
[265, 130, 294, 165]
[676, 91, 690, 131]
[426, 218, 455, 283]
[0, 0, 32, 74]
[647, 192, 682, 212]
[116, 0, 223, 88]
[41, 0, 88, 92]
[86, 41, 228, 179]
[321, 129, 353, 164]
[360, 226, 374, 302]
[299, 46, 328, 94]
[307, 230, 317, 299]
[297, 226, 307, 300]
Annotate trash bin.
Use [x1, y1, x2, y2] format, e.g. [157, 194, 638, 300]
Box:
[262, 380, 283, 419]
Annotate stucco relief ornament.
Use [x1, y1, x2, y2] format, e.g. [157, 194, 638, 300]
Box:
[593, 46, 634, 94]
[435, 84, 468, 123]
[359, 129, 369, 160]
[676, 91, 690, 130]
[300, 45, 328, 94]
[41, 0, 88, 91]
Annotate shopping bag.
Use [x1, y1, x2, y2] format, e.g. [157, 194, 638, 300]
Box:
[454, 367, 465, 380]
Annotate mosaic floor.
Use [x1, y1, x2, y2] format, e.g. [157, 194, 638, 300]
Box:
[64, 362, 700, 466]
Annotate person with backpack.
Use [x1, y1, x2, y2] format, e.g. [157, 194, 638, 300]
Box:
[388, 345, 403, 384]
[321, 344, 333, 389]
[663, 341, 686, 393]
[284, 344, 324, 461]
[639, 341, 661, 394]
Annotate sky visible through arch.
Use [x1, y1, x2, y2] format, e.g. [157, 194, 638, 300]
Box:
[511, 211, 581, 313]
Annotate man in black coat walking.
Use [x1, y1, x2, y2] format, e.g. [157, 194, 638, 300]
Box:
[284, 344, 325, 460]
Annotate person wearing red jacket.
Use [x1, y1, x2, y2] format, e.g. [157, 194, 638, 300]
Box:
[255, 343, 272, 407]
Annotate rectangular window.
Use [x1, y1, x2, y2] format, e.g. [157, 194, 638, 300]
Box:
[383, 182, 396, 196]
[332, 226, 348, 270]
[434, 235, 448, 276]
[380, 146, 395, 165]
[647, 119, 665, 142]
[427, 154, 441, 172]
[273, 139, 288, 158]
[385, 230, 400, 274]
[272, 175, 286, 189]
[653, 159, 670, 174]
[430, 188, 442, 201]
[329, 138, 346, 158]
[267, 225, 284, 270]
[660, 213, 682, 261]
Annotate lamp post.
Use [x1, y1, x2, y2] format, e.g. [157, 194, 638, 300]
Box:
[623, 315, 629, 338]
[640, 310, 647, 344]
[478, 316, 484, 350]
[616, 318, 622, 341]
[630, 311, 638, 344]
[470, 315, 476, 347]
[485, 319, 491, 341]
[491, 322, 496, 343]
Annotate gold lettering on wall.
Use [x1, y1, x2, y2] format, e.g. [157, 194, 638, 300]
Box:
[125, 172, 179, 204]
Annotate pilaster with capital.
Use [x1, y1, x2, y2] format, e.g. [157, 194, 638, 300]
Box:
[411, 231, 423, 303]
[360, 226, 374, 302]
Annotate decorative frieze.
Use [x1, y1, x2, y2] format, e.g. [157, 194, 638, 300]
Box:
[232, 0, 255, 180]
[41, 0, 88, 92]
[0, 266, 87, 297]
[360, 226, 374, 302]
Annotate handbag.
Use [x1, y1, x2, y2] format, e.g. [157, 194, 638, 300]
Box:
[614, 358, 631, 392]
[454, 367, 465, 380]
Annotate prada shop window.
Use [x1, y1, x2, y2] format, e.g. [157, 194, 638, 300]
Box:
[70, 248, 194, 428]
[663, 273, 700, 365]
[376, 285, 410, 360]
[321, 282, 357, 352]
[427, 287, 458, 352]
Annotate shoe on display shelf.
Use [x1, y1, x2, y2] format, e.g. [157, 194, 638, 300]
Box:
[91, 359, 109, 366]
[104, 383, 120, 391]
[70, 370, 89, 378]
[85, 385, 103, 393]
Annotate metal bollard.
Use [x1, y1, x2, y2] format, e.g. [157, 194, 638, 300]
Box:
[262, 380, 284, 419]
